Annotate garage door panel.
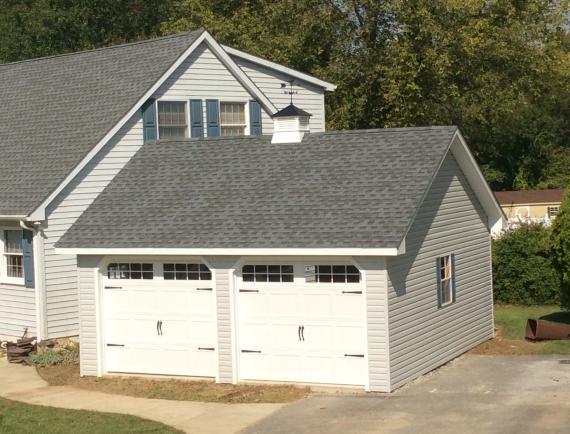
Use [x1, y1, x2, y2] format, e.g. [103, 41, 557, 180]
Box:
[103, 262, 216, 378]
[237, 269, 366, 387]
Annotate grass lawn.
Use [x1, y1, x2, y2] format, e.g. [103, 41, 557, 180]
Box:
[471, 305, 570, 355]
[494, 305, 570, 354]
[37, 365, 309, 404]
[0, 399, 182, 434]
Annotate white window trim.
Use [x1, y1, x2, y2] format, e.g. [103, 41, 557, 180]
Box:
[0, 228, 25, 286]
[438, 255, 454, 307]
[155, 100, 189, 140]
[547, 206, 560, 218]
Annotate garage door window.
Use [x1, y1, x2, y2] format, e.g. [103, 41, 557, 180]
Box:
[107, 263, 153, 280]
[308, 265, 360, 283]
[242, 265, 294, 282]
[163, 263, 212, 280]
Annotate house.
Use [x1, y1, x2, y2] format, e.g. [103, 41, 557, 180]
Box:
[0, 30, 335, 341]
[495, 189, 565, 228]
[55, 118, 506, 392]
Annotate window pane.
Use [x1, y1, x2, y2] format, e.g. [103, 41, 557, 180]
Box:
[347, 274, 360, 283]
[282, 274, 294, 283]
[4, 230, 22, 254]
[282, 265, 294, 274]
[176, 272, 187, 280]
[268, 265, 281, 274]
[243, 273, 254, 282]
[164, 271, 175, 280]
[164, 264, 174, 272]
[199, 264, 210, 272]
[242, 265, 254, 273]
[142, 264, 153, 272]
[255, 265, 267, 273]
[333, 274, 345, 283]
[157, 101, 187, 138]
[318, 265, 331, 274]
[332, 265, 345, 274]
[6, 255, 23, 278]
[268, 274, 281, 282]
[201, 272, 212, 281]
[175, 264, 187, 272]
[319, 274, 332, 283]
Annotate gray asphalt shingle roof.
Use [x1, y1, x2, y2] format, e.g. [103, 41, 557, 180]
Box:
[57, 126, 458, 249]
[0, 30, 203, 216]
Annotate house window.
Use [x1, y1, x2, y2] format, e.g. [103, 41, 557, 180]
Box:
[437, 255, 455, 307]
[548, 206, 560, 218]
[242, 265, 294, 282]
[107, 263, 153, 280]
[2, 230, 23, 279]
[307, 265, 361, 283]
[220, 102, 246, 136]
[157, 101, 188, 138]
[163, 264, 212, 280]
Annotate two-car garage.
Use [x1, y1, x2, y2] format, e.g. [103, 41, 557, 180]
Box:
[100, 259, 367, 388]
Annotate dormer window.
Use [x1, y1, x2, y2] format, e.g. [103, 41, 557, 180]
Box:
[157, 101, 188, 139]
[220, 102, 246, 136]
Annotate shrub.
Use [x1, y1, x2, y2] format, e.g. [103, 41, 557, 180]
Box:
[551, 187, 570, 308]
[30, 349, 63, 367]
[493, 223, 560, 305]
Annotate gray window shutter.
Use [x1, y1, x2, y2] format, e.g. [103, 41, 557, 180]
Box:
[436, 257, 442, 308]
[190, 100, 204, 138]
[22, 229, 34, 288]
[451, 254, 457, 302]
[141, 98, 157, 142]
[249, 100, 262, 135]
[206, 99, 220, 137]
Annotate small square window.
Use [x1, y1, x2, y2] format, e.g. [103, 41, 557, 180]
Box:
[220, 102, 246, 136]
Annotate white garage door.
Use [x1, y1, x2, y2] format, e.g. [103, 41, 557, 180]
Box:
[103, 261, 217, 377]
[237, 263, 366, 386]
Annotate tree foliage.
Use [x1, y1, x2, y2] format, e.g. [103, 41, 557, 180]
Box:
[551, 188, 570, 308]
[1, 0, 569, 191]
[493, 224, 560, 305]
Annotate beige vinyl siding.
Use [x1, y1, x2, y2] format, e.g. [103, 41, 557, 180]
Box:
[232, 57, 326, 134]
[356, 257, 390, 392]
[205, 256, 238, 383]
[0, 283, 36, 338]
[77, 256, 102, 376]
[387, 152, 493, 390]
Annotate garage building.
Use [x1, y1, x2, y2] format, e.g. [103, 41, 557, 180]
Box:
[56, 121, 505, 392]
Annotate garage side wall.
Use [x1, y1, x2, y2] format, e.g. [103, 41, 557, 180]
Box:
[77, 255, 103, 377]
[387, 152, 493, 390]
[355, 257, 390, 392]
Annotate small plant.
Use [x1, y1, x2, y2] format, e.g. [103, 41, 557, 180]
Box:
[30, 349, 63, 367]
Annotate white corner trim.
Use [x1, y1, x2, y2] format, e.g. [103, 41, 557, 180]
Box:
[450, 131, 507, 234]
[222, 45, 337, 91]
[28, 30, 276, 222]
[55, 247, 402, 257]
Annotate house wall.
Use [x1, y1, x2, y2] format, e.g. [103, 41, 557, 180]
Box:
[232, 57, 326, 133]
[501, 202, 561, 220]
[42, 42, 328, 339]
[0, 220, 36, 339]
[387, 152, 494, 390]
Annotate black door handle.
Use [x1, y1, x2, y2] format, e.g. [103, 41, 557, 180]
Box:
[298, 325, 301, 341]
[301, 325, 305, 341]
[159, 320, 163, 336]
[156, 320, 160, 336]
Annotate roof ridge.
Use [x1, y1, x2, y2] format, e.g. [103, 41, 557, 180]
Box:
[312, 126, 458, 137]
[0, 29, 205, 68]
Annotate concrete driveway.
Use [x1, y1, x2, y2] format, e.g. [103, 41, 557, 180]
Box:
[243, 355, 570, 434]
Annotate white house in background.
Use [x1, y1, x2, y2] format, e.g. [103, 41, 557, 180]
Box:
[495, 189, 565, 229]
[56, 120, 506, 392]
[0, 29, 335, 341]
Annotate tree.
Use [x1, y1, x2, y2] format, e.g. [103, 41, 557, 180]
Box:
[551, 188, 570, 308]
[493, 223, 560, 305]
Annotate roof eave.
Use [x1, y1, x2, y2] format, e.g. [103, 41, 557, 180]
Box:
[54, 247, 402, 257]
[222, 44, 337, 91]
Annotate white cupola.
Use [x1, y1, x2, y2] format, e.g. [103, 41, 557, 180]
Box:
[271, 104, 312, 144]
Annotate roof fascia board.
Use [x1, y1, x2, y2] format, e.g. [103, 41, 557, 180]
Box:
[55, 247, 401, 256]
[203, 34, 277, 114]
[28, 31, 210, 222]
[222, 44, 337, 91]
[0, 215, 27, 220]
[450, 130, 507, 235]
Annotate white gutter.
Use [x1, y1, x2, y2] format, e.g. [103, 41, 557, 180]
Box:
[55, 247, 402, 257]
[20, 220, 48, 340]
[0, 215, 27, 220]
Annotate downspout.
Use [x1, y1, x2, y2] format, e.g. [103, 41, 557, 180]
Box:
[20, 220, 47, 340]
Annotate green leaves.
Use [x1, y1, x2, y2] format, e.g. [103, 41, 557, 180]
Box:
[550, 188, 570, 308]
